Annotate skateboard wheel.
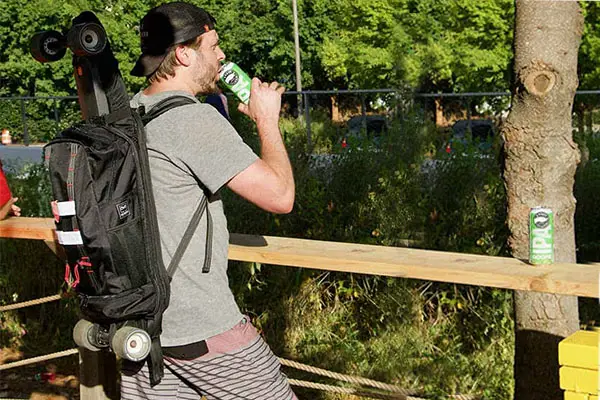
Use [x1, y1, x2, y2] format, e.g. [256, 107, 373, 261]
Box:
[73, 319, 101, 351]
[30, 30, 67, 63]
[67, 22, 106, 56]
[111, 326, 151, 361]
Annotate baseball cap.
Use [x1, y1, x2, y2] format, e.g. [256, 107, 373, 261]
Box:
[131, 2, 216, 77]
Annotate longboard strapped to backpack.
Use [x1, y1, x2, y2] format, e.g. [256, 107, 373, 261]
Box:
[32, 12, 208, 386]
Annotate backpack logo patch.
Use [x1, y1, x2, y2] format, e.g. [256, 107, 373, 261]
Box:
[116, 201, 130, 220]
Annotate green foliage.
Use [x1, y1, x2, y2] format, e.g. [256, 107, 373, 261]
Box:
[320, 0, 400, 89]
[0, 239, 79, 353]
[0, 162, 79, 351]
[421, 147, 508, 256]
[579, 2, 600, 90]
[321, 0, 514, 91]
[0, 0, 516, 98]
[575, 133, 600, 264]
[5, 163, 54, 218]
[223, 112, 515, 398]
[6, 110, 600, 398]
[1, 165, 77, 358]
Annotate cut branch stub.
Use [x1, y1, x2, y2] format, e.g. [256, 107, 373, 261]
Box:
[524, 70, 556, 96]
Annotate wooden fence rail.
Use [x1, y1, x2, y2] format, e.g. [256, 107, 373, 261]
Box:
[1, 217, 598, 298]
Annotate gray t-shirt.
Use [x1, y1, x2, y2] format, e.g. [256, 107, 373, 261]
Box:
[131, 90, 258, 346]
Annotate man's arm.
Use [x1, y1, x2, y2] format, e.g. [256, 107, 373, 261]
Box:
[227, 78, 295, 214]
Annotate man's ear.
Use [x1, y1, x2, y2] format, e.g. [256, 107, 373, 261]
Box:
[174, 45, 192, 67]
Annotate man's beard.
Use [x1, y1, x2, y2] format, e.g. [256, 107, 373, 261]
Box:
[194, 60, 219, 95]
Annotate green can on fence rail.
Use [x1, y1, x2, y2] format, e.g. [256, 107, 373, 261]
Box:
[219, 61, 251, 104]
[530, 207, 554, 265]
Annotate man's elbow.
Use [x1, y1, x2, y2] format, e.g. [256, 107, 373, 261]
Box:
[272, 191, 294, 214]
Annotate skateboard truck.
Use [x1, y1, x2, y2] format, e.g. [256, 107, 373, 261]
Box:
[73, 319, 152, 362]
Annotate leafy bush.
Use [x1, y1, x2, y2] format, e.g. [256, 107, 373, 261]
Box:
[6, 112, 600, 399]
[5, 163, 53, 218]
[574, 132, 600, 325]
[0, 163, 74, 355]
[0, 98, 79, 144]
[225, 113, 515, 398]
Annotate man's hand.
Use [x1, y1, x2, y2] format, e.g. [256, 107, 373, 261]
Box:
[237, 78, 285, 128]
[0, 197, 21, 220]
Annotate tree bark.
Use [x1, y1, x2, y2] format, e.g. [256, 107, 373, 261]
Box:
[503, 1, 583, 399]
[434, 97, 447, 127]
[331, 95, 340, 122]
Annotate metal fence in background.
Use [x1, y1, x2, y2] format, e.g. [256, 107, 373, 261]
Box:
[0, 95, 79, 145]
[1, 90, 600, 147]
[285, 89, 513, 148]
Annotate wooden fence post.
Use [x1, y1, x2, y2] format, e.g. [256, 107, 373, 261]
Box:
[79, 348, 118, 399]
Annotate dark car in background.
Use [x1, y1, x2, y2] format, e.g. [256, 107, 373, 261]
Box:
[341, 115, 388, 149]
[444, 119, 496, 155]
[422, 118, 498, 174]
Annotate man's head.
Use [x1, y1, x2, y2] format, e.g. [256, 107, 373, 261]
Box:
[131, 2, 224, 92]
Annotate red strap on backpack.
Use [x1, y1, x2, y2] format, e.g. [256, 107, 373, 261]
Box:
[0, 160, 12, 207]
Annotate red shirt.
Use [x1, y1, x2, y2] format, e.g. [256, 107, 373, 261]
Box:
[0, 160, 12, 207]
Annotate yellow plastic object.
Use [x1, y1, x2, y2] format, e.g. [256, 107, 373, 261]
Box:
[565, 392, 599, 400]
[560, 366, 598, 394]
[559, 331, 599, 371]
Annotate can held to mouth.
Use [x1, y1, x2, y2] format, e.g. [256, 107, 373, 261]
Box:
[219, 62, 251, 104]
[529, 207, 554, 265]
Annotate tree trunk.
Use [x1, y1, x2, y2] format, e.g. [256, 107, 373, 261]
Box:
[331, 95, 341, 122]
[434, 97, 447, 127]
[503, 1, 582, 399]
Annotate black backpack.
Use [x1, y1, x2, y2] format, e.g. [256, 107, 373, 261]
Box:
[41, 12, 208, 387]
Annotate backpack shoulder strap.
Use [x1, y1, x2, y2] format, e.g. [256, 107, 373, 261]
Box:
[140, 96, 197, 126]
[138, 95, 212, 277]
[166, 196, 211, 277]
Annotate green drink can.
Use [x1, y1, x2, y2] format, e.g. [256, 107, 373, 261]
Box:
[529, 207, 554, 265]
[219, 62, 252, 104]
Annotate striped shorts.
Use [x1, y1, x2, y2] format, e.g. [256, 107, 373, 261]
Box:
[120, 317, 297, 400]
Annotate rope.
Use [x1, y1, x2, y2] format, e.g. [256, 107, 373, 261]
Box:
[0, 346, 480, 400]
[279, 357, 418, 395]
[0, 348, 78, 371]
[449, 395, 480, 400]
[0, 294, 62, 312]
[288, 379, 426, 400]
[281, 358, 480, 400]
